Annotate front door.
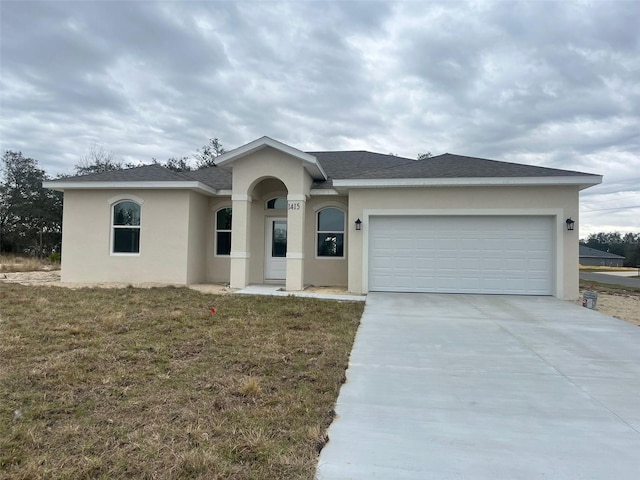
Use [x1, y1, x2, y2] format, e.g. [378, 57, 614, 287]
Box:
[265, 217, 287, 280]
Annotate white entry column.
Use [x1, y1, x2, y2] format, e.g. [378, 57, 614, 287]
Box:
[229, 194, 251, 289]
[286, 194, 306, 291]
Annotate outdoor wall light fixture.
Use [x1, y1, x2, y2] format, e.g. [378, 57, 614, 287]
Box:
[566, 218, 575, 231]
[355, 218, 362, 231]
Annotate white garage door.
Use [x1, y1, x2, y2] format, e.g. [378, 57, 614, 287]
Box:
[369, 216, 554, 295]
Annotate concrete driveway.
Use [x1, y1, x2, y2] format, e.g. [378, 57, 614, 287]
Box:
[317, 293, 640, 479]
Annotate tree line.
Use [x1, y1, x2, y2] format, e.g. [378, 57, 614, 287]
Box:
[0, 139, 225, 256]
[580, 232, 640, 267]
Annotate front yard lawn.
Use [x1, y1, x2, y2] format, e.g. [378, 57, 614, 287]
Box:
[0, 285, 363, 479]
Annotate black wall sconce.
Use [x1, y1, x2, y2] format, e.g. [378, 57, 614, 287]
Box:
[566, 218, 575, 231]
[355, 218, 362, 231]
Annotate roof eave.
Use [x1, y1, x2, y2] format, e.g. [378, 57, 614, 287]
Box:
[332, 175, 603, 190]
[214, 136, 327, 181]
[42, 180, 223, 197]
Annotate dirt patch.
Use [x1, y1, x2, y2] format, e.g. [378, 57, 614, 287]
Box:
[305, 286, 352, 295]
[0, 270, 231, 294]
[578, 290, 640, 327]
[0, 270, 61, 284]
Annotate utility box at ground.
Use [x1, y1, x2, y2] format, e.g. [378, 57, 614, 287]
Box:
[583, 291, 598, 309]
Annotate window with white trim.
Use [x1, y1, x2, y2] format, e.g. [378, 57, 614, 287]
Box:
[112, 201, 141, 254]
[215, 207, 232, 256]
[317, 208, 344, 257]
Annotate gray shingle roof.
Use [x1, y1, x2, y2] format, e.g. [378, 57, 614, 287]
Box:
[579, 245, 625, 259]
[57, 164, 195, 182]
[183, 166, 233, 190]
[310, 151, 414, 179]
[325, 152, 594, 179]
[46, 150, 599, 191]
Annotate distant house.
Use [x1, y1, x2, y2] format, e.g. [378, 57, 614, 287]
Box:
[579, 245, 625, 267]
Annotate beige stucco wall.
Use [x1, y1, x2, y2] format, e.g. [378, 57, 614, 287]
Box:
[231, 148, 310, 197]
[347, 185, 580, 299]
[60, 189, 204, 284]
[185, 191, 209, 284]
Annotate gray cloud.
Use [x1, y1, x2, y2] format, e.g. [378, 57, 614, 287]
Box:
[1, 0, 638, 235]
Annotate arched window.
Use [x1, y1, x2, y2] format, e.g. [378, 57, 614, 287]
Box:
[112, 201, 141, 254]
[317, 208, 345, 257]
[215, 207, 232, 256]
[266, 197, 287, 209]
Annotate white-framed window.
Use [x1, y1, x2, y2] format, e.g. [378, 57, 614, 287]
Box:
[317, 207, 345, 257]
[112, 201, 141, 254]
[215, 207, 232, 256]
[266, 197, 287, 209]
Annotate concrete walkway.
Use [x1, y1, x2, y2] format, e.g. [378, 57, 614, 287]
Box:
[317, 293, 640, 479]
[234, 284, 366, 302]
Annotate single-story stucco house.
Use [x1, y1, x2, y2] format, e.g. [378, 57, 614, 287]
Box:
[579, 245, 625, 267]
[44, 136, 602, 299]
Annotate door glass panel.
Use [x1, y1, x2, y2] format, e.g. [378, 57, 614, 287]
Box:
[272, 220, 287, 257]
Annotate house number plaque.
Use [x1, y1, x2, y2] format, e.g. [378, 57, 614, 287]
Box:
[288, 201, 301, 210]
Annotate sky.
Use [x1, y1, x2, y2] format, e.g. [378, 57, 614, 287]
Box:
[1, 1, 639, 238]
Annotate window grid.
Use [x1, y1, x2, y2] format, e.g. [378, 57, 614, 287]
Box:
[112, 201, 141, 254]
[316, 208, 345, 258]
[215, 207, 232, 256]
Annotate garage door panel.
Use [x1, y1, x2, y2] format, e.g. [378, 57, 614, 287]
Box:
[369, 216, 553, 295]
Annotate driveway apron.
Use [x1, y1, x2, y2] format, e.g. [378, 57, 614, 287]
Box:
[316, 293, 640, 479]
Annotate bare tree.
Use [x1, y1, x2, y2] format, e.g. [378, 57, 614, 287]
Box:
[74, 143, 135, 175]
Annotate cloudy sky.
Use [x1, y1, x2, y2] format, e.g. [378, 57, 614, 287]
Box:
[1, 1, 638, 237]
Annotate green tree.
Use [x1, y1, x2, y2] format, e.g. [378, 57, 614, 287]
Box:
[0, 151, 62, 255]
[417, 152, 432, 160]
[581, 231, 640, 267]
[154, 137, 226, 171]
[163, 156, 193, 172]
[194, 138, 225, 169]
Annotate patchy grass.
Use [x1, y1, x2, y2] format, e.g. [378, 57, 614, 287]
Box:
[0, 255, 60, 273]
[0, 285, 363, 479]
[580, 279, 640, 295]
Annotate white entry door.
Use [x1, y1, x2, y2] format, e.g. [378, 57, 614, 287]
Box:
[265, 217, 287, 280]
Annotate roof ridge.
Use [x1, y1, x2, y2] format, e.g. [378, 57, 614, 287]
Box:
[432, 153, 597, 176]
[308, 150, 415, 161]
[579, 245, 625, 258]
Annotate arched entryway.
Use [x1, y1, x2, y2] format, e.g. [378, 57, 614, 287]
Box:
[224, 142, 313, 291]
[250, 177, 289, 283]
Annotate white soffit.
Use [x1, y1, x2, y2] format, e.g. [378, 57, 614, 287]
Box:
[332, 175, 603, 190]
[214, 136, 327, 181]
[42, 181, 220, 196]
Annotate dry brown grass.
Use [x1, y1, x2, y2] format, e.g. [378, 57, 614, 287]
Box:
[0, 255, 60, 273]
[579, 265, 636, 271]
[0, 284, 363, 479]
